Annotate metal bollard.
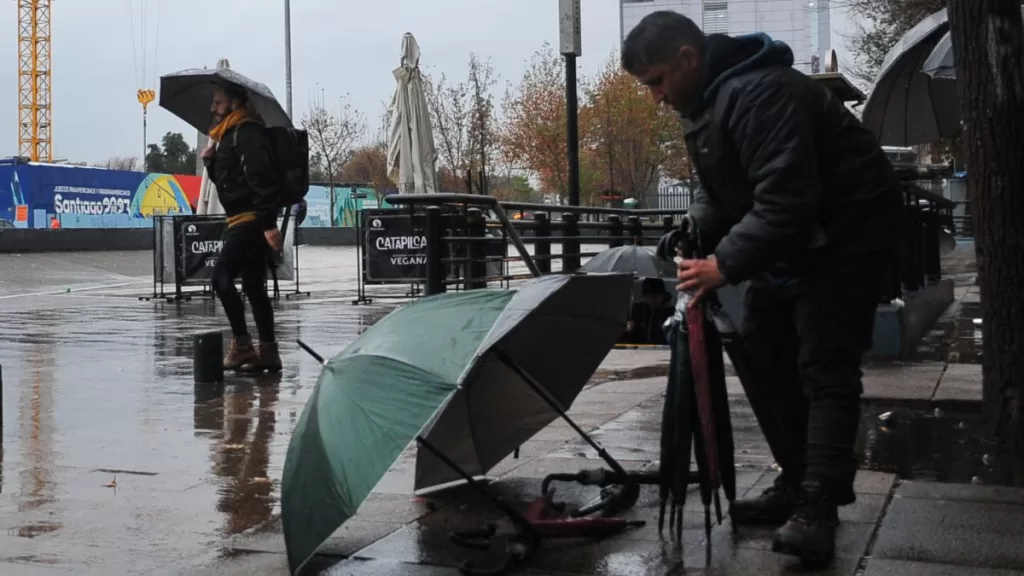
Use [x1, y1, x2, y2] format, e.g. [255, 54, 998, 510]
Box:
[561, 213, 580, 272]
[627, 215, 643, 245]
[465, 208, 487, 290]
[193, 331, 224, 384]
[608, 214, 624, 249]
[534, 212, 552, 274]
[424, 206, 445, 295]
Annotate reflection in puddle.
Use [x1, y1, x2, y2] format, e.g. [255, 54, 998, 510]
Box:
[856, 405, 997, 485]
[196, 374, 282, 535]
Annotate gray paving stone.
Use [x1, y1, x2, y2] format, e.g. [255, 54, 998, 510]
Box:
[874, 494, 1024, 570]
[322, 559, 456, 575]
[863, 558, 1024, 576]
[862, 363, 945, 401]
[881, 495, 1024, 535]
[678, 546, 860, 575]
[934, 363, 983, 402]
[896, 481, 1024, 504]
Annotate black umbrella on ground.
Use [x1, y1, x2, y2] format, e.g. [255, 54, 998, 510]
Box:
[159, 68, 292, 135]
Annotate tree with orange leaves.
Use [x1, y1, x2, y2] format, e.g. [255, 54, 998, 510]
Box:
[581, 53, 689, 202]
[501, 43, 573, 202]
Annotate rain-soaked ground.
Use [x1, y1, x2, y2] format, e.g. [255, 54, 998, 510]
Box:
[0, 244, 999, 575]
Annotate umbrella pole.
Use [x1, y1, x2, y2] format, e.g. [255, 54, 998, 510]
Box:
[296, 339, 325, 364]
[415, 435, 536, 534]
[493, 350, 630, 480]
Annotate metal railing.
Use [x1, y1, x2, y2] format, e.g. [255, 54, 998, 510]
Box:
[887, 164, 957, 300]
[360, 181, 954, 302]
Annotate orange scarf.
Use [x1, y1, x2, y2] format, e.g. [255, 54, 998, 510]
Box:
[208, 108, 252, 142]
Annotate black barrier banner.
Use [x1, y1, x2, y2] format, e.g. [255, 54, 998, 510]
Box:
[364, 212, 429, 281]
[181, 219, 226, 281]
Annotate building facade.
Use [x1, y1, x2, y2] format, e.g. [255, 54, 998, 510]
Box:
[620, 0, 831, 74]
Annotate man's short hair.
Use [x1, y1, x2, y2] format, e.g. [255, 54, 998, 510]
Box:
[622, 11, 707, 74]
[215, 81, 249, 104]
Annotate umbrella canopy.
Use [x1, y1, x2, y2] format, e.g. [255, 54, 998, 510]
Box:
[159, 67, 292, 135]
[580, 245, 677, 279]
[196, 58, 231, 216]
[922, 6, 1024, 80]
[387, 33, 438, 194]
[282, 273, 632, 574]
[861, 9, 961, 146]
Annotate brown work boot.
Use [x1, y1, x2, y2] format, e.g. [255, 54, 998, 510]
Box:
[730, 474, 800, 526]
[224, 335, 258, 370]
[240, 341, 282, 373]
[771, 481, 839, 567]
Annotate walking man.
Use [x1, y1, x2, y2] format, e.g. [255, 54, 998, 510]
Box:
[623, 12, 903, 564]
[203, 82, 284, 372]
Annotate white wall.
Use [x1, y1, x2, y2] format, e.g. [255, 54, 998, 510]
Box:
[620, 0, 832, 74]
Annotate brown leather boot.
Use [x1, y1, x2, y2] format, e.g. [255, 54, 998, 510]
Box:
[241, 341, 282, 373]
[224, 335, 258, 370]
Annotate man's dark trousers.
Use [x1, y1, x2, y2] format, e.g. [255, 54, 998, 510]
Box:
[212, 222, 276, 343]
[739, 251, 887, 499]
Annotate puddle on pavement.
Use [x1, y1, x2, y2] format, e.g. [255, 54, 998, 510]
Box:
[855, 405, 997, 485]
[915, 299, 983, 364]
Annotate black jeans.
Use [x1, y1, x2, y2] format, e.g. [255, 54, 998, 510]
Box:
[212, 223, 275, 343]
[739, 252, 886, 498]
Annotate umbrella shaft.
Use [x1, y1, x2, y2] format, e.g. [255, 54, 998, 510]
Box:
[416, 435, 535, 532]
[493, 349, 628, 478]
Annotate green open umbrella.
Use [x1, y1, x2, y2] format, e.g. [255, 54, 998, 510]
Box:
[282, 273, 633, 574]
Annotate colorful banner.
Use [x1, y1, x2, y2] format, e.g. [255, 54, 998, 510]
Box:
[0, 158, 393, 229]
[301, 185, 387, 228]
[0, 159, 200, 228]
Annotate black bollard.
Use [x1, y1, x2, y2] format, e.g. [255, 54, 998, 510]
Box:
[193, 332, 224, 384]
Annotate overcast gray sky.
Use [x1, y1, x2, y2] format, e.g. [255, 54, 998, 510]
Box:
[0, 0, 855, 165]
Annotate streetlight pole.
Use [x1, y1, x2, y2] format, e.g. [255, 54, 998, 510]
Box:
[558, 0, 582, 206]
[284, 0, 293, 119]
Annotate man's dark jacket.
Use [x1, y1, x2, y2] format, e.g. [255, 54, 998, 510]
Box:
[204, 122, 280, 230]
[681, 33, 903, 285]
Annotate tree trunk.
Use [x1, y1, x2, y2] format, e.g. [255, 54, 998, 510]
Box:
[948, 0, 1024, 484]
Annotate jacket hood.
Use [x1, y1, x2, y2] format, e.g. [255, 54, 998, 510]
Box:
[699, 33, 795, 107]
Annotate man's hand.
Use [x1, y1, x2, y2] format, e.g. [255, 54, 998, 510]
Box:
[626, 320, 636, 333]
[201, 144, 216, 160]
[677, 255, 726, 308]
[265, 228, 283, 253]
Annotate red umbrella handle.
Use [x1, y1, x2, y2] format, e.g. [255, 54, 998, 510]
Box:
[687, 304, 721, 490]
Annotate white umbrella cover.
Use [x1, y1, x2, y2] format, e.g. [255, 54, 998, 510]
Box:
[387, 33, 438, 194]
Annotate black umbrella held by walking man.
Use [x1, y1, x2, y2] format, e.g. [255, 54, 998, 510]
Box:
[655, 216, 737, 564]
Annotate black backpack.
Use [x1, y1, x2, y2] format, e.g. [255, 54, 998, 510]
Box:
[266, 126, 310, 207]
[230, 124, 310, 208]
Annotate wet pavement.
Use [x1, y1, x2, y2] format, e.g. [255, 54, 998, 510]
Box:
[0, 246, 1007, 575]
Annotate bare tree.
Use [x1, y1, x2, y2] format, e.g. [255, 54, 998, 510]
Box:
[423, 70, 471, 191]
[302, 93, 366, 225]
[372, 101, 390, 152]
[101, 156, 141, 171]
[466, 54, 498, 194]
[837, 0, 944, 86]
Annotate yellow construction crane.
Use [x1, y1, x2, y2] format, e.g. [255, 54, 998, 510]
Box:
[17, 0, 52, 162]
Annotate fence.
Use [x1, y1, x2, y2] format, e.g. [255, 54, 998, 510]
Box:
[356, 183, 953, 305]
